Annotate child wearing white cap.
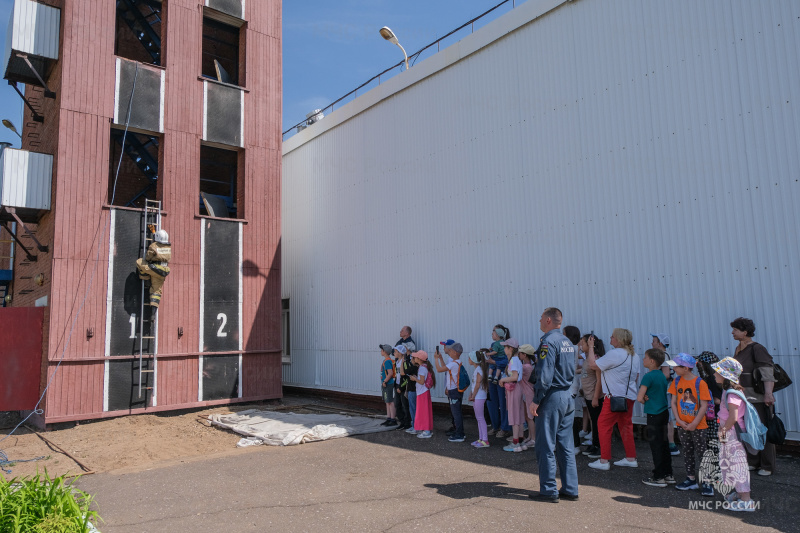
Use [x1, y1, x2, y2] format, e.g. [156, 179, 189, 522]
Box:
[713, 357, 755, 512]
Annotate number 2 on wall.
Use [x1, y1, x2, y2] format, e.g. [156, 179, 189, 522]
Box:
[216, 313, 228, 337]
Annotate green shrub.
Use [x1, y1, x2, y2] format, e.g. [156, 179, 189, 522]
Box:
[0, 471, 100, 533]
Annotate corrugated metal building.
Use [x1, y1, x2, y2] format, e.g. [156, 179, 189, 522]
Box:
[281, 0, 800, 438]
[0, 0, 283, 423]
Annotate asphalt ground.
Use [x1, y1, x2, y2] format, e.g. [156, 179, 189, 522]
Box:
[78, 405, 798, 533]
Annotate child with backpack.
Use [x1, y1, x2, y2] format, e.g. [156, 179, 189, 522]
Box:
[467, 350, 490, 448]
[713, 357, 761, 512]
[434, 341, 470, 443]
[667, 353, 713, 495]
[409, 350, 435, 439]
[498, 338, 526, 452]
[379, 344, 397, 426]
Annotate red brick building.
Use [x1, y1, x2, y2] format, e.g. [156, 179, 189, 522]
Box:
[0, 0, 282, 424]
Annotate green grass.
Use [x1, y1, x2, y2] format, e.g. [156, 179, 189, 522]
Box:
[0, 471, 101, 533]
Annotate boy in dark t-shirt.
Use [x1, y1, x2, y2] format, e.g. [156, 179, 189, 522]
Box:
[638, 348, 673, 487]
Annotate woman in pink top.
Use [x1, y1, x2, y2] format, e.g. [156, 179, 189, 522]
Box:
[518, 344, 537, 448]
[712, 357, 754, 512]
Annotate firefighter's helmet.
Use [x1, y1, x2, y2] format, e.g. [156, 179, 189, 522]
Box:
[154, 229, 169, 244]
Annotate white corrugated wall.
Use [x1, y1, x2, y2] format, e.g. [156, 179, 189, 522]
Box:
[0, 148, 53, 210]
[9, 0, 60, 59]
[281, 0, 800, 437]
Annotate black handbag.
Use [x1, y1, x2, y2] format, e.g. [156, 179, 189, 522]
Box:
[754, 363, 793, 395]
[766, 407, 787, 445]
[602, 354, 633, 413]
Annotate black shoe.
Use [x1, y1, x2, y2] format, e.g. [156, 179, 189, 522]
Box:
[380, 419, 391, 426]
[385, 419, 398, 427]
[558, 491, 579, 501]
[395, 424, 411, 431]
[528, 493, 559, 503]
[583, 445, 601, 459]
[445, 427, 456, 436]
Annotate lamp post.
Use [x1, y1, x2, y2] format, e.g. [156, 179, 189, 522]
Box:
[2, 119, 22, 139]
[379, 26, 409, 71]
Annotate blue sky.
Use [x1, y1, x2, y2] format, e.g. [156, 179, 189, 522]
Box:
[282, 0, 517, 133]
[0, 0, 518, 145]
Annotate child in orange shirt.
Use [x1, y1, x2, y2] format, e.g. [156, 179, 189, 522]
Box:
[667, 353, 713, 496]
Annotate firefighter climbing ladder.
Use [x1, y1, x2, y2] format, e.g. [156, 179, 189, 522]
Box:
[137, 199, 161, 398]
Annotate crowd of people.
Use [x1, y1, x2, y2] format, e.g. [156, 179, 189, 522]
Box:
[376, 315, 780, 511]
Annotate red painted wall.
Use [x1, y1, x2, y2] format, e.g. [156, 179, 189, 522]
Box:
[11, 0, 282, 423]
[0, 307, 44, 411]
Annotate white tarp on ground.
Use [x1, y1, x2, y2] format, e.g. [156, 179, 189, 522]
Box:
[208, 409, 393, 446]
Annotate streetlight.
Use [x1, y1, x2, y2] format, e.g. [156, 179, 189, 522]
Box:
[2, 119, 22, 139]
[379, 26, 409, 71]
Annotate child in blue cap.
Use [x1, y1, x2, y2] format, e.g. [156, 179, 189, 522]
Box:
[668, 353, 714, 496]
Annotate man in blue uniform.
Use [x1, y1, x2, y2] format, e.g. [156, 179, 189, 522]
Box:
[528, 307, 579, 502]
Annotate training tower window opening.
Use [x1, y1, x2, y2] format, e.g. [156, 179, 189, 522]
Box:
[108, 128, 161, 208]
[199, 144, 241, 219]
[115, 0, 164, 66]
[202, 14, 244, 86]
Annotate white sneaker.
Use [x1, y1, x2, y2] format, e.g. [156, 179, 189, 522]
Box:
[405, 428, 418, 435]
[730, 500, 756, 512]
[757, 469, 772, 476]
[581, 438, 593, 446]
[614, 458, 638, 468]
[588, 459, 610, 471]
[574, 447, 582, 455]
[417, 431, 432, 439]
[579, 430, 590, 439]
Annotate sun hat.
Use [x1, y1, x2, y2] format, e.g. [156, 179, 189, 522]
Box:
[379, 344, 394, 355]
[468, 351, 480, 364]
[393, 344, 408, 355]
[650, 333, 671, 347]
[500, 338, 519, 349]
[666, 353, 696, 369]
[711, 357, 743, 384]
[412, 350, 428, 362]
[518, 344, 536, 355]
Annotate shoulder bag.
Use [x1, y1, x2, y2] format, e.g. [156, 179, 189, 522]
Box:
[754, 362, 793, 395]
[602, 354, 633, 412]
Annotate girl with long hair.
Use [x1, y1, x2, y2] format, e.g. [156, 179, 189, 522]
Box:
[467, 350, 491, 447]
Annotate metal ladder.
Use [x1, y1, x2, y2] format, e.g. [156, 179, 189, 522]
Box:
[137, 199, 161, 399]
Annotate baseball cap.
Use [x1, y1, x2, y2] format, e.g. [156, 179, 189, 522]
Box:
[500, 338, 519, 349]
[650, 333, 671, 347]
[393, 345, 408, 355]
[439, 339, 455, 346]
[412, 350, 428, 362]
[666, 352, 695, 369]
[450, 342, 464, 354]
[519, 344, 536, 355]
[379, 344, 394, 355]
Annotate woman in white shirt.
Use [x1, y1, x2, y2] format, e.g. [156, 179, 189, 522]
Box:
[586, 328, 641, 471]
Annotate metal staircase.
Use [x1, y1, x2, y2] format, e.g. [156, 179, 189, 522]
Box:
[116, 0, 163, 66]
[113, 133, 159, 207]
